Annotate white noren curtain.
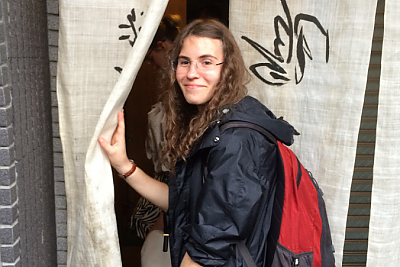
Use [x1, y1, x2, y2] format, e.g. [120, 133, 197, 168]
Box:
[57, 0, 169, 266]
[230, 1, 377, 265]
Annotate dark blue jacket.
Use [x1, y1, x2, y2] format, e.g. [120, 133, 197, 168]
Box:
[168, 96, 296, 267]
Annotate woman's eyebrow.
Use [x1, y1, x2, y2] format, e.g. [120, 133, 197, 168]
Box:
[199, 54, 218, 60]
[177, 54, 219, 60]
[177, 55, 190, 60]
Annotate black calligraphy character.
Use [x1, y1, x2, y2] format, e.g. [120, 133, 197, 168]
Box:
[115, 8, 144, 73]
[242, 0, 329, 86]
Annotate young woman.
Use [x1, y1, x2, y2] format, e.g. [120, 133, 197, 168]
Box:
[99, 19, 296, 267]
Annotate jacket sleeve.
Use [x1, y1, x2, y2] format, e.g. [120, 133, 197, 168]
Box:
[181, 127, 277, 266]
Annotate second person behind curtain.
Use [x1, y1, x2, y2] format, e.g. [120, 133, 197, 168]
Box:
[132, 14, 180, 267]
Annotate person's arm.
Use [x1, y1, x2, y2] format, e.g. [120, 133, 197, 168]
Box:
[98, 110, 169, 212]
[180, 253, 202, 267]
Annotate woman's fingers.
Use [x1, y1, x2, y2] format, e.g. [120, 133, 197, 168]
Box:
[98, 109, 127, 159]
[118, 109, 125, 126]
[116, 110, 125, 133]
[110, 110, 125, 144]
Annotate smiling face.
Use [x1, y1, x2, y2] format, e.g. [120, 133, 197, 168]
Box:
[175, 35, 224, 106]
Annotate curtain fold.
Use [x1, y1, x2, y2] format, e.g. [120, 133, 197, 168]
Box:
[229, 1, 377, 265]
[367, 0, 400, 265]
[57, 0, 169, 266]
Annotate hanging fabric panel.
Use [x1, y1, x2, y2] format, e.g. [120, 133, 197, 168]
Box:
[229, 1, 377, 265]
[57, 0, 169, 266]
[367, 0, 400, 265]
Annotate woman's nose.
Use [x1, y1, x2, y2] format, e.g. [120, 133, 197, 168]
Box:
[186, 62, 200, 78]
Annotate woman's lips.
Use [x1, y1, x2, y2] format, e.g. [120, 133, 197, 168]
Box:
[185, 84, 204, 89]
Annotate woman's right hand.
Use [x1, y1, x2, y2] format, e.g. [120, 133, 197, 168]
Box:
[98, 110, 132, 175]
[99, 110, 169, 212]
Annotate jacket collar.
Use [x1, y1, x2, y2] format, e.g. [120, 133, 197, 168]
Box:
[181, 95, 297, 160]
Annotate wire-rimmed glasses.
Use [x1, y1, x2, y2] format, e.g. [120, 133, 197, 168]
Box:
[172, 58, 223, 72]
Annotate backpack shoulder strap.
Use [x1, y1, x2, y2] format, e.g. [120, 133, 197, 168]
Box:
[237, 241, 257, 267]
[220, 120, 278, 145]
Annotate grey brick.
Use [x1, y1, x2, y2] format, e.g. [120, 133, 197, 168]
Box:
[55, 210, 66, 224]
[52, 137, 62, 152]
[0, 85, 12, 107]
[49, 61, 57, 76]
[54, 181, 65, 196]
[0, 166, 16, 186]
[0, 126, 13, 146]
[54, 167, 64, 182]
[0, 64, 10, 87]
[57, 251, 67, 265]
[48, 46, 58, 63]
[47, 14, 59, 31]
[0, 146, 15, 166]
[0, 44, 8, 67]
[0, 106, 13, 127]
[56, 223, 67, 237]
[1, 242, 21, 263]
[56, 237, 67, 251]
[50, 76, 57, 91]
[0, 183, 17, 205]
[53, 152, 63, 167]
[53, 122, 60, 137]
[47, 30, 59, 47]
[0, 23, 5, 44]
[51, 106, 59, 123]
[0, 222, 19, 244]
[51, 91, 58, 107]
[55, 195, 66, 209]
[47, 1, 59, 15]
[0, 204, 18, 224]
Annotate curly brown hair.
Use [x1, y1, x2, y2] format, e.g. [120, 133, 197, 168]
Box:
[161, 19, 249, 171]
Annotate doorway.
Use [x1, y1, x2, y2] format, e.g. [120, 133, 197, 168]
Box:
[116, 0, 229, 265]
[116, 1, 186, 266]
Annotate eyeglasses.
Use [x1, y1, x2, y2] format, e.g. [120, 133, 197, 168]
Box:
[172, 59, 223, 72]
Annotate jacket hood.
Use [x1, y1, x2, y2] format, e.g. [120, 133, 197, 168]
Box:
[219, 96, 297, 146]
[188, 96, 298, 157]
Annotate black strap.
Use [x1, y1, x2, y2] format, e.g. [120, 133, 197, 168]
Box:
[163, 211, 169, 252]
[237, 241, 257, 267]
[220, 121, 278, 145]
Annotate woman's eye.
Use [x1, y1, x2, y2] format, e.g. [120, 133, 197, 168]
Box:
[179, 60, 190, 66]
[202, 60, 212, 66]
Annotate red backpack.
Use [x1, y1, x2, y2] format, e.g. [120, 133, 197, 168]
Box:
[221, 121, 335, 267]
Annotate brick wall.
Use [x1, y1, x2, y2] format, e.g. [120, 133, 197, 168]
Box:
[0, 0, 57, 266]
[46, 1, 67, 266]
